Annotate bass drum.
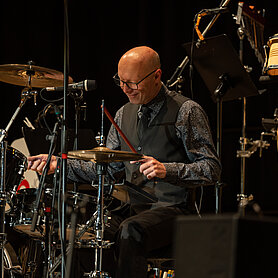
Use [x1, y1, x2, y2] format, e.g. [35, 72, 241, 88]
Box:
[3, 242, 22, 277]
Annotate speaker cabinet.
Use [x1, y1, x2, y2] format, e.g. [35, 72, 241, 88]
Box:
[174, 214, 278, 278]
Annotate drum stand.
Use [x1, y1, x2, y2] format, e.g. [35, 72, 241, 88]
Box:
[85, 101, 111, 278]
[0, 138, 7, 278]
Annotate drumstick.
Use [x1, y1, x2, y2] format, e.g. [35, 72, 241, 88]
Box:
[101, 105, 137, 154]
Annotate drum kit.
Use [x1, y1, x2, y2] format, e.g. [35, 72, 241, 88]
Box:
[0, 63, 147, 277]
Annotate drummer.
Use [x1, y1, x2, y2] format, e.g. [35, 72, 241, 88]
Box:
[28, 46, 221, 278]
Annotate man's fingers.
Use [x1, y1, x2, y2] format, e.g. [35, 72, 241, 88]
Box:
[36, 161, 46, 173]
[30, 159, 42, 171]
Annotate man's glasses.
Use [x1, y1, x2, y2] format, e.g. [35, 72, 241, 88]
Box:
[113, 69, 158, 90]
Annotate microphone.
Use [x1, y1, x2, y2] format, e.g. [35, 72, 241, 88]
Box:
[45, 79, 97, 92]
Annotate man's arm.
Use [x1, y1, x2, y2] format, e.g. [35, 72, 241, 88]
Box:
[163, 100, 221, 186]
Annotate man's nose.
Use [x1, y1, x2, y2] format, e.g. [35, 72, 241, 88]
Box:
[122, 83, 133, 94]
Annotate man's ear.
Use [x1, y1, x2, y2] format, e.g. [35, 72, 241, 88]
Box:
[155, 69, 162, 80]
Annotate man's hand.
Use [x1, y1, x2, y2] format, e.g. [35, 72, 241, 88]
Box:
[130, 155, 166, 180]
[27, 154, 57, 175]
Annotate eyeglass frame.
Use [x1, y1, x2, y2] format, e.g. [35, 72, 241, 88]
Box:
[113, 68, 159, 90]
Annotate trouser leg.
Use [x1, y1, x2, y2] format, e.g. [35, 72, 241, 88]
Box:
[114, 206, 188, 278]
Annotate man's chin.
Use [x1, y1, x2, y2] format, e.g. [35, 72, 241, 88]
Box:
[128, 96, 141, 105]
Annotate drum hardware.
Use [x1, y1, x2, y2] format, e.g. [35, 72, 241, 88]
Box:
[0, 62, 72, 277]
[47, 197, 99, 277]
[235, 2, 265, 67]
[83, 100, 111, 278]
[233, 7, 267, 214]
[0, 63, 63, 277]
[236, 138, 270, 158]
[261, 110, 278, 153]
[0, 137, 8, 278]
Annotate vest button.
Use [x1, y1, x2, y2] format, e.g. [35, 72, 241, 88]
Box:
[137, 146, 142, 151]
[133, 173, 138, 179]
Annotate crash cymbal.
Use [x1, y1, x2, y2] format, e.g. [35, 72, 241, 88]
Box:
[68, 146, 143, 163]
[0, 63, 73, 88]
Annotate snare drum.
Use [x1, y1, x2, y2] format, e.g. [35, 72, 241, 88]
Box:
[11, 188, 40, 237]
[264, 34, 278, 76]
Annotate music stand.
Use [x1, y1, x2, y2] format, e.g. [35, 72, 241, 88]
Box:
[183, 34, 258, 102]
[183, 34, 259, 213]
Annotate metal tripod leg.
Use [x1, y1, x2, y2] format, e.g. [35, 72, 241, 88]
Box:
[84, 163, 111, 278]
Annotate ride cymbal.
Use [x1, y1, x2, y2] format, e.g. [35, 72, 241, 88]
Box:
[0, 63, 73, 88]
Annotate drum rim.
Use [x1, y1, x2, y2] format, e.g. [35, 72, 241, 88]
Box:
[6, 145, 27, 160]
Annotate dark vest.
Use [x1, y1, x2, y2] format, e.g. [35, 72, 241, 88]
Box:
[120, 89, 190, 208]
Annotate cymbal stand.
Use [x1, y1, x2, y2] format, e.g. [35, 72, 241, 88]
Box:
[235, 10, 252, 214]
[0, 88, 37, 144]
[0, 138, 7, 278]
[85, 100, 111, 278]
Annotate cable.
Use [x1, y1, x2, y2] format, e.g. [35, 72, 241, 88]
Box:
[40, 88, 65, 103]
[42, 104, 55, 134]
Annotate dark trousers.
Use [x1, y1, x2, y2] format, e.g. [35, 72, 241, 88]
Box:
[105, 204, 191, 278]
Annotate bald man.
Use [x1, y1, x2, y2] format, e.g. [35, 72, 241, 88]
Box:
[28, 46, 221, 277]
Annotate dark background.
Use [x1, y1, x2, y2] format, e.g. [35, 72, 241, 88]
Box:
[0, 0, 277, 214]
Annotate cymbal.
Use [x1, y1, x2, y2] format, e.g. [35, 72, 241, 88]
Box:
[68, 146, 143, 163]
[0, 64, 73, 88]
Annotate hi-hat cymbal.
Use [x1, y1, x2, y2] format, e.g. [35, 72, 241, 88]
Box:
[68, 146, 143, 163]
[0, 64, 73, 88]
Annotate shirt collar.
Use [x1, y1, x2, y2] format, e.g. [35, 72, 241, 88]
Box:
[138, 82, 168, 119]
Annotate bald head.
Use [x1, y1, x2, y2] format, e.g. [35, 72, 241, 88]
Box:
[117, 46, 162, 104]
[119, 46, 161, 73]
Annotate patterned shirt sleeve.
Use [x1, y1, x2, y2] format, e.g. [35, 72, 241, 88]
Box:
[163, 99, 221, 186]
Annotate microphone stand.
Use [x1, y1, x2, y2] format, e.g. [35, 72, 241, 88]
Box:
[30, 121, 59, 233]
[64, 91, 85, 278]
[166, 56, 190, 89]
[195, 0, 232, 47]
[166, 0, 232, 91]
[60, 0, 70, 277]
